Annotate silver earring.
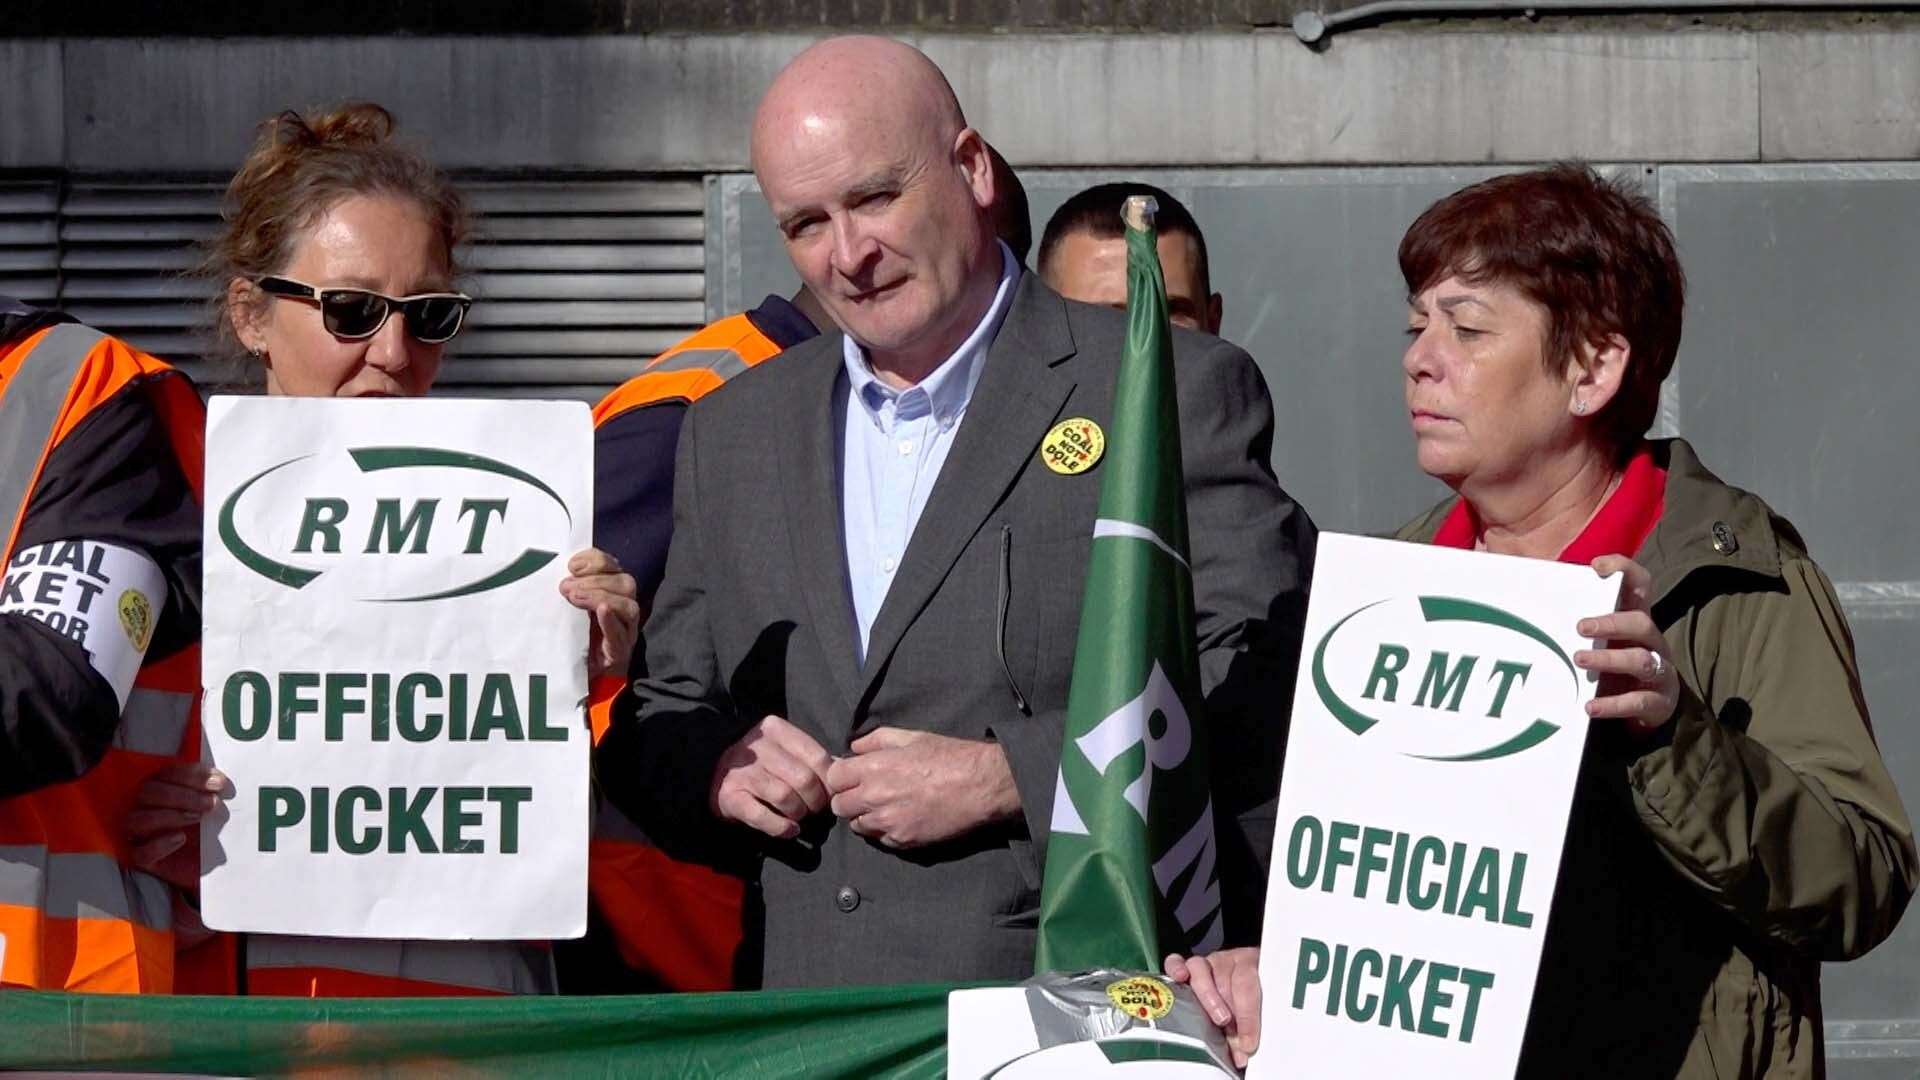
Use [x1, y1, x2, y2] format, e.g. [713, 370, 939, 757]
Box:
[1573, 400, 1587, 415]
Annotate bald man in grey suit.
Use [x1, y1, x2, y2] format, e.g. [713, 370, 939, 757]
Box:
[598, 36, 1315, 988]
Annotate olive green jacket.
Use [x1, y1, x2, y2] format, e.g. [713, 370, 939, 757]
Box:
[1395, 438, 1915, 1079]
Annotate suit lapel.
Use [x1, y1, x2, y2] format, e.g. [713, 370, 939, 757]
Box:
[857, 274, 1079, 704]
[778, 336, 863, 714]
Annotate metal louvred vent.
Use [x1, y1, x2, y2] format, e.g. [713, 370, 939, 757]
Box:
[451, 179, 706, 401]
[49, 177, 707, 402]
[0, 181, 61, 308]
[59, 183, 223, 372]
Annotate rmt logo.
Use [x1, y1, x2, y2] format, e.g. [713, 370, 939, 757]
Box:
[1311, 596, 1584, 763]
[219, 447, 572, 602]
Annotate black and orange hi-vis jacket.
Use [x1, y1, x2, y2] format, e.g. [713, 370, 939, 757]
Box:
[0, 298, 207, 992]
[569, 295, 816, 994]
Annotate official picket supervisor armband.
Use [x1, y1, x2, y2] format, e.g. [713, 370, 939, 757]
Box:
[1, 539, 167, 709]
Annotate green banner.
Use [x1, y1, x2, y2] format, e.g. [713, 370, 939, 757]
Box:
[1035, 204, 1221, 974]
[0, 984, 960, 1077]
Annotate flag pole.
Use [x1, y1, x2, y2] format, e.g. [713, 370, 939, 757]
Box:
[1121, 194, 1159, 235]
[1003, 185, 1239, 1074]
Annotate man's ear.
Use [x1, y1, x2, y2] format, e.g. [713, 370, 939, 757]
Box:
[954, 128, 995, 212]
[1207, 294, 1224, 337]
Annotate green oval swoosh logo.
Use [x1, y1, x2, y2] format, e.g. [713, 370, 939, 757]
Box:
[1312, 595, 1572, 762]
[218, 447, 569, 600]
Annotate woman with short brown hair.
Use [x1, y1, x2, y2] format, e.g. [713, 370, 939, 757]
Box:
[1174, 164, 1914, 1078]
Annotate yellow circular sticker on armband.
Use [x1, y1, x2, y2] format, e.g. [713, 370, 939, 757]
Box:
[1041, 417, 1105, 475]
[1106, 975, 1175, 1020]
[118, 588, 155, 653]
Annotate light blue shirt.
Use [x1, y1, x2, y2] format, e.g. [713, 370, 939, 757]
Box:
[841, 241, 1021, 665]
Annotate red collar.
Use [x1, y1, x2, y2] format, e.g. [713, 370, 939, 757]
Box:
[1431, 444, 1667, 565]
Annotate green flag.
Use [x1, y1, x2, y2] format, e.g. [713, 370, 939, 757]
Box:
[1035, 200, 1225, 974]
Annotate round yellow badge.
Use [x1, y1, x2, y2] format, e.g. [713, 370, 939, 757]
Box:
[1040, 417, 1105, 475]
[118, 589, 154, 653]
[1105, 975, 1175, 1020]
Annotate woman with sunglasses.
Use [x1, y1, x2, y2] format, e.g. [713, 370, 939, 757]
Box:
[130, 103, 639, 997]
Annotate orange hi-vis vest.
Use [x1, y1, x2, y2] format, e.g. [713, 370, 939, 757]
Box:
[591, 311, 786, 427]
[583, 312, 785, 990]
[0, 323, 206, 993]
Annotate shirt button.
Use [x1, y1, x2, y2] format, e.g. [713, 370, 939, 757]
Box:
[882, 556, 897, 573]
[898, 440, 913, 456]
[836, 886, 861, 913]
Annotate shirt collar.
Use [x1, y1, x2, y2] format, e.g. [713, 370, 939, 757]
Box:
[842, 240, 1020, 430]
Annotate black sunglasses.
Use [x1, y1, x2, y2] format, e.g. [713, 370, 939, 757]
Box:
[256, 276, 472, 345]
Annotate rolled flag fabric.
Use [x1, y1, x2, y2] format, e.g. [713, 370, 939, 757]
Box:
[1035, 196, 1225, 975]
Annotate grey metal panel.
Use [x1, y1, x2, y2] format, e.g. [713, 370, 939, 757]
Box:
[716, 173, 798, 322]
[1822, 617, 1920, 1025]
[1706, 169, 1920, 1056]
[1830, 1019, 1920, 1075]
[1661, 165, 1920, 584]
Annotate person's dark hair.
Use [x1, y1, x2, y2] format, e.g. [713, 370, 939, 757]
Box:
[1398, 162, 1685, 455]
[1037, 182, 1211, 297]
[985, 144, 1032, 264]
[204, 102, 469, 379]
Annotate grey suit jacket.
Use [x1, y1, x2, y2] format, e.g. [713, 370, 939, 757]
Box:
[601, 272, 1315, 988]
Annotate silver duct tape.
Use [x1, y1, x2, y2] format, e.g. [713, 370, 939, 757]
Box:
[1023, 968, 1238, 1074]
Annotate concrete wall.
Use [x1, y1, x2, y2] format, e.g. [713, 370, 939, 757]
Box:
[0, 0, 1316, 35]
[5, 29, 1917, 174]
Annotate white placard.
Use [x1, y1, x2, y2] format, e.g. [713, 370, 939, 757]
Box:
[199, 397, 591, 940]
[1251, 533, 1619, 1079]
